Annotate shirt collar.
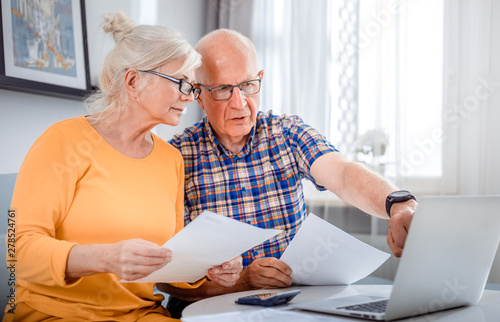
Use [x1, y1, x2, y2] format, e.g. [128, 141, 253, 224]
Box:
[203, 116, 256, 159]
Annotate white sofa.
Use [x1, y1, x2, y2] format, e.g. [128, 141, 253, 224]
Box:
[1, 173, 17, 317]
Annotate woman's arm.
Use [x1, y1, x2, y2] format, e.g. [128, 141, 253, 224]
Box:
[66, 239, 172, 281]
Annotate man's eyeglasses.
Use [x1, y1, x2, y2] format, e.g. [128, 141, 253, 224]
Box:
[140, 70, 201, 99]
[198, 78, 262, 101]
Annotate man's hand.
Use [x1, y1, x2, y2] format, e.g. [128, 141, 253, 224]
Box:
[387, 200, 418, 257]
[238, 257, 293, 289]
[207, 256, 243, 287]
[156, 257, 292, 302]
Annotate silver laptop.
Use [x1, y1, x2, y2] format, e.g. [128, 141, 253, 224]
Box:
[291, 196, 500, 321]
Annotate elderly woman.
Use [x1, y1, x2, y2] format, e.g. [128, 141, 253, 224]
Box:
[3, 11, 241, 321]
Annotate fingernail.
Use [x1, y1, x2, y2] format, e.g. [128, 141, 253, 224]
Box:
[213, 268, 220, 273]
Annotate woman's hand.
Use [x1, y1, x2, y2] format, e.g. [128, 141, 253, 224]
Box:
[66, 239, 172, 281]
[207, 256, 243, 287]
[106, 239, 172, 281]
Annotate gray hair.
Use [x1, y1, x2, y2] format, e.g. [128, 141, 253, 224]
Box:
[85, 11, 201, 113]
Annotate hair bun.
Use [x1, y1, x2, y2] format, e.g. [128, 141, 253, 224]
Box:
[102, 11, 137, 43]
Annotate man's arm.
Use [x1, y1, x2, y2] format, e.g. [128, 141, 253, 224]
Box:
[157, 257, 292, 301]
[310, 152, 417, 257]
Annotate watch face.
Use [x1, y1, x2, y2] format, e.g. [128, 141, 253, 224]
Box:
[392, 191, 410, 198]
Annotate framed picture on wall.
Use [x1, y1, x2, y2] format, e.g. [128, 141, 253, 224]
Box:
[0, 0, 91, 100]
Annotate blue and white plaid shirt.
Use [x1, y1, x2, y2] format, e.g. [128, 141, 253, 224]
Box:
[169, 111, 338, 267]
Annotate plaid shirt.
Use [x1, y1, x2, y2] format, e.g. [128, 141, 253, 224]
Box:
[169, 111, 337, 267]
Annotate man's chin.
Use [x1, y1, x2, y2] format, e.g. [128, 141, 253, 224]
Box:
[229, 124, 254, 136]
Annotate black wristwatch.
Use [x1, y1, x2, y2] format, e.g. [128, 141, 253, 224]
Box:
[385, 190, 416, 217]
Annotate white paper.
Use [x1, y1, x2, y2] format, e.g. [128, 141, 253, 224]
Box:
[280, 214, 390, 285]
[127, 211, 282, 283]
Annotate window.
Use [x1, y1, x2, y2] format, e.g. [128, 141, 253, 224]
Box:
[253, 0, 447, 194]
[355, 0, 445, 184]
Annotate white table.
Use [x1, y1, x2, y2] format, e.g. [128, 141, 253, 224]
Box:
[182, 284, 500, 321]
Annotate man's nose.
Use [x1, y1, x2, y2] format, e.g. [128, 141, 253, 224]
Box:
[229, 86, 245, 108]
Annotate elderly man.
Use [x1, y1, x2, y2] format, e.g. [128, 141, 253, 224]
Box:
[158, 29, 417, 318]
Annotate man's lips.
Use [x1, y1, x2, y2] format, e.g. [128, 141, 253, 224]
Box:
[230, 115, 248, 121]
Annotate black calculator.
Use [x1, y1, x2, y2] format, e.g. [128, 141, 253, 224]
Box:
[235, 289, 301, 307]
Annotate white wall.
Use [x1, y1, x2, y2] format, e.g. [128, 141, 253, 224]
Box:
[0, 0, 207, 175]
[0, 90, 86, 174]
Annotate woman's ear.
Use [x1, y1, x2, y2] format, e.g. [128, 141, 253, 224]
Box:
[124, 68, 141, 99]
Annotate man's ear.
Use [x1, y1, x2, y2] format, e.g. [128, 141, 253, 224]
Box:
[258, 70, 264, 79]
[197, 96, 206, 111]
[124, 68, 141, 99]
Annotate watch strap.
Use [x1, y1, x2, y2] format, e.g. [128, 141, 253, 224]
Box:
[386, 190, 416, 218]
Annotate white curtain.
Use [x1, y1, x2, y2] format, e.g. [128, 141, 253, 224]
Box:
[355, 0, 500, 195]
[446, 0, 500, 194]
[250, 0, 333, 137]
[354, 1, 446, 188]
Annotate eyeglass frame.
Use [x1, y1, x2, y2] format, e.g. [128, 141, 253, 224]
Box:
[197, 76, 262, 101]
[139, 70, 201, 99]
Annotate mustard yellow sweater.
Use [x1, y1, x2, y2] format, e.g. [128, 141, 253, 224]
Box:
[4, 116, 201, 321]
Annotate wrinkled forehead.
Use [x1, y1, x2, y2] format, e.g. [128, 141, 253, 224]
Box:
[203, 54, 257, 86]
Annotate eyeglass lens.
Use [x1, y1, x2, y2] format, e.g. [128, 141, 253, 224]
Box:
[180, 81, 201, 99]
[211, 80, 261, 100]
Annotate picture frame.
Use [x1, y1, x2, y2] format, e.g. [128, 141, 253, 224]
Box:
[0, 0, 91, 100]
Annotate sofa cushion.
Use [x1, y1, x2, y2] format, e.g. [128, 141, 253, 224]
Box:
[0, 173, 17, 235]
[1, 173, 17, 315]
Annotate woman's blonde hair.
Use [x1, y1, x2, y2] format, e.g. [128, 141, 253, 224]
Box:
[85, 11, 201, 113]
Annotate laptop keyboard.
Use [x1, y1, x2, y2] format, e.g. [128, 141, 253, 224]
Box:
[338, 299, 388, 313]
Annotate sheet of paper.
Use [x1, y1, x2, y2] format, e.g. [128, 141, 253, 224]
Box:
[127, 211, 282, 283]
[280, 214, 390, 285]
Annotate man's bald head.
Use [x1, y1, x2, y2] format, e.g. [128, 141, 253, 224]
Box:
[195, 29, 259, 85]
